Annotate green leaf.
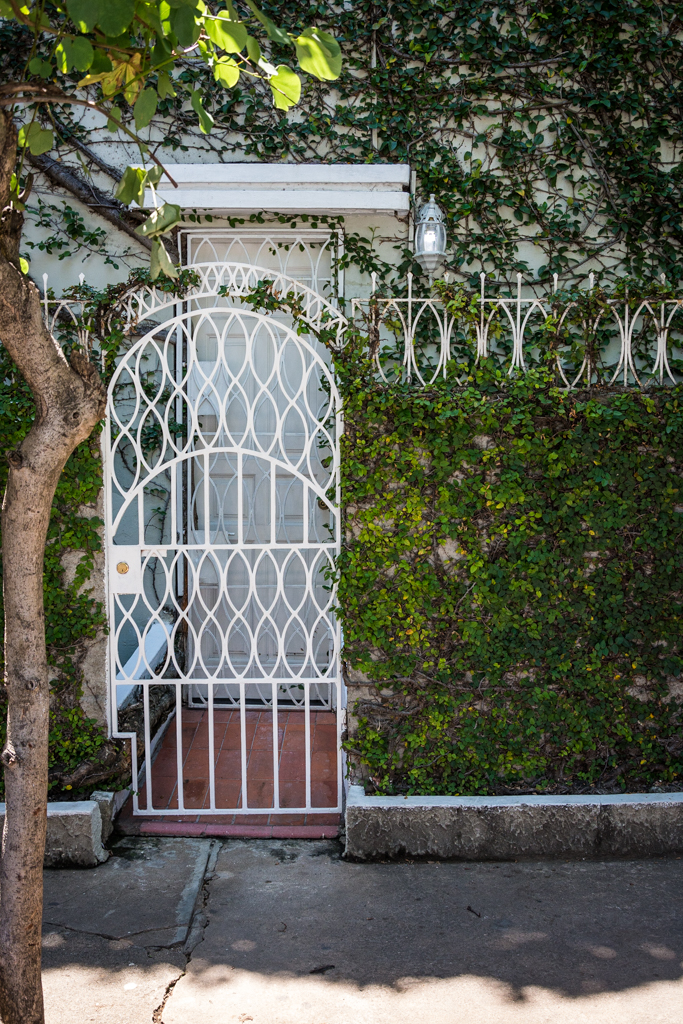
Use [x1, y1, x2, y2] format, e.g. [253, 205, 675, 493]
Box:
[115, 165, 148, 206]
[134, 88, 158, 130]
[191, 89, 214, 133]
[106, 105, 122, 132]
[150, 238, 179, 281]
[18, 123, 53, 156]
[214, 56, 240, 89]
[19, 257, 29, 275]
[269, 65, 301, 110]
[245, 0, 291, 47]
[90, 49, 112, 74]
[29, 57, 53, 78]
[294, 28, 342, 81]
[246, 35, 261, 63]
[157, 71, 177, 99]
[136, 202, 183, 237]
[66, 0, 102, 31]
[152, 34, 173, 67]
[171, 5, 201, 47]
[55, 36, 95, 74]
[205, 12, 247, 53]
[145, 165, 164, 187]
[96, 0, 135, 37]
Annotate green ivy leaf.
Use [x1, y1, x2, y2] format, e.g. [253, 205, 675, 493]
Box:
[115, 165, 148, 207]
[191, 89, 214, 133]
[134, 88, 158, 130]
[214, 57, 240, 89]
[244, 0, 291, 47]
[145, 165, 164, 188]
[150, 238, 179, 281]
[157, 71, 177, 99]
[245, 35, 261, 63]
[19, 257, 29, 275]
[136, 202, 182, 238]
[294, 28, 342, 81]
[28, 57, 53, 78]
[18, 123, 54, 156]
[55, 36, 94, 74]
[171, 5, 201, 47]
[90, 49, 112, 74]
[106, 105, 122, 132]
[96, 0, 135, 37]
[269, 65, 301, 110]
[66, 0, 101, 32]
[205, 12, 247, 53]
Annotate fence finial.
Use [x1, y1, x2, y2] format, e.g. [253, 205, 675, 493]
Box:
[589, 272, 595, 290]
[371, 271, 376, 296]
[553, 273, 558, 293]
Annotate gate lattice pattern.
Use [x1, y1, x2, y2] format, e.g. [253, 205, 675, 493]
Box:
[105, 261, 343, 816]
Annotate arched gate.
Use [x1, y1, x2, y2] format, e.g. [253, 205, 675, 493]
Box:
[105, 257, 344, 817]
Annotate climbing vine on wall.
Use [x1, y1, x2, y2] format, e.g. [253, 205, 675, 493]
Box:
[337, 354, 683, 795]
[3, 1, 682, 289]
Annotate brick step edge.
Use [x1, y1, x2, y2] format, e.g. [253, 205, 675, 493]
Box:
[133, 822, 339, 839]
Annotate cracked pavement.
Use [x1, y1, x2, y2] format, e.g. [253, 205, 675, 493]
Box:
[40, 837, 683, 1024]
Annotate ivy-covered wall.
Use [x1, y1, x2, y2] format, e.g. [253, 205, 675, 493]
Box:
[3, 0, 683, 800]
[338, 358, 683, 795]
[2, 1, 682, 289]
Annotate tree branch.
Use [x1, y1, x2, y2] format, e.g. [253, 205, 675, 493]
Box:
[26, 153, 180, 258]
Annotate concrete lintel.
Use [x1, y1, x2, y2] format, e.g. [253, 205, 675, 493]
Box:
[146, 188, 410, 212]
[153, 162, 411, 185]
[344, 786, 683, 860]
[0, 800, 109, 868]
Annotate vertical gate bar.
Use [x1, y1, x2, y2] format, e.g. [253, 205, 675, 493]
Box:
[204, 449, 210, 544]
[170, 461, 177, 547]
[240, 679, 248, 809]
[238, 452, 244, 546]
[271, 679, 280, 811]
[304, 680, 312, 811]
[270, 463, 276, 545]
[143, 683, 153, 812]
[175, 681, 185, 812]
[208, 679, 216, 811]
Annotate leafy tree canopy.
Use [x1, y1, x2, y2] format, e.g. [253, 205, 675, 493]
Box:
[0, 0, 341, 275]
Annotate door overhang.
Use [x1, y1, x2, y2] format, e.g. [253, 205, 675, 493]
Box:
[146, 161, 411, 214]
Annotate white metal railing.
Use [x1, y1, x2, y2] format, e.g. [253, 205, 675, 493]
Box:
[352, 271, 683, 388]
[40, 267, 683, 390]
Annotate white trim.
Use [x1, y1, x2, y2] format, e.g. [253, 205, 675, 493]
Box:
[150, 188, 410, 212]
[146, 162, 411, 212]
[157, 162, 411, 184]
[346, 785, 683, 808]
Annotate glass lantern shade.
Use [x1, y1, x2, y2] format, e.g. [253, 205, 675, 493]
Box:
[414, 194, 447, 279]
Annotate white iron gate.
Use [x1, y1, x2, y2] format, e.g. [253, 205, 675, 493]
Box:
[106, 246, 344, 816]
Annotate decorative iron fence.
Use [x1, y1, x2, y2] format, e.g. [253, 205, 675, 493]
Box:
[352, 272, 683, 388]
[40, 268, 683, 390]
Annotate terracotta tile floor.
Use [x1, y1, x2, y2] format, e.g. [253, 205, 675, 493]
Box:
[118, 708, 341, 834]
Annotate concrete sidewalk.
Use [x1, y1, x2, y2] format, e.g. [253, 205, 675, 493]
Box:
[41, 838, 683, 1024]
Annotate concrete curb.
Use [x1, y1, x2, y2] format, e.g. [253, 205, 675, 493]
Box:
[0, 801, 109, 868]
[344, 786, 683, 860]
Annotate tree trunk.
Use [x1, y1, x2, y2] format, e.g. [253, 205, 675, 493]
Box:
[0, 113, 106, 1024]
